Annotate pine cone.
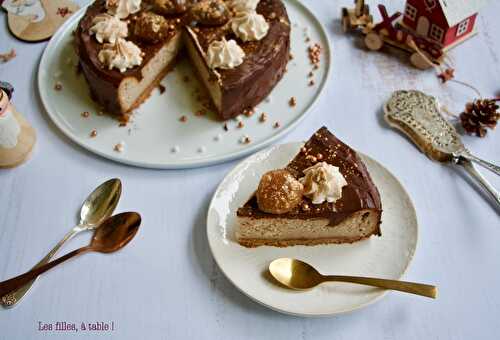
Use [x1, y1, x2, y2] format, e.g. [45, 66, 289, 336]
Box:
[459, 98, 500, 137]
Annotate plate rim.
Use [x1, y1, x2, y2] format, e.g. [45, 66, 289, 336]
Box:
[206, 142, 419, 317]
[37, 0, 333, 169]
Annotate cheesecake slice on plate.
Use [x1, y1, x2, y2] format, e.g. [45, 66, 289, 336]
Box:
[236, 127, 382, 247]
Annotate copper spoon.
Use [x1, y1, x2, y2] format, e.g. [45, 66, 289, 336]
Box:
[1, 178, 122, 308]
[269, 258, 437, 298]
[0, 212, 141, 297]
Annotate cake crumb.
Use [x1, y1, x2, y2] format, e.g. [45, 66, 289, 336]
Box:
[81, 111, 90, 118]
[179, 115, 187, 122]
[237, 121, 244, 129]
[308, 80, 315, 86]
[90, 129, 97, 138]
[114, 142, 125, 153]
[243, 108, 254, 117]
[308, 71, 314, 78]
[240, 135, 251, 144]
[273, 121, 281, 129]
[158, 84, 166, 94]
[289, 97, 296, 107]
[223, 123, 229, 131]
[289, 53, 294, 60]
[308, 43, 322, 65]
[306, 155, 317, 162]
[0, 49, 16, 63]
[54, 82, 63, 91]
[259, 112, 267, 122]
[56, 6, 72, 18]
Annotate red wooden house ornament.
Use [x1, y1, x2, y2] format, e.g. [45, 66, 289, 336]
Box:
[401, 0, 488, 50]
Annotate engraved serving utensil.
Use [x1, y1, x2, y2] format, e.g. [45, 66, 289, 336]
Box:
[0, 212, 141, 298]
[269, 258, 437, 298]
[384, 90, 500, 206]
[1, 178, 122, 308]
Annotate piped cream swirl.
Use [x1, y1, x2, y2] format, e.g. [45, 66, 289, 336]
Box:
[299, 162, 348, 204]
[105, 0, 141, 19]
[90, 13, 128, 44]
[228, 0, 260, 13]
[98, 38, 143, 72]
[206, 38, 245, 69]
[231, 10, 269, 42]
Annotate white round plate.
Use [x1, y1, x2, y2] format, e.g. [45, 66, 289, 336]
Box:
[207, 143, 418, 316]
[38, 1, 331, 169]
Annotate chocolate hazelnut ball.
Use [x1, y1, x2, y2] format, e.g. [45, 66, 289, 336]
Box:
[189, 0, 230, 26]
[132, 11, 170, 44]
[256, 170, 304, 215]
[151, 0, 188, 15]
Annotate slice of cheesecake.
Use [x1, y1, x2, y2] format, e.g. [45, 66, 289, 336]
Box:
[236, 127, 382, 247]
[184, 0, 290, 120]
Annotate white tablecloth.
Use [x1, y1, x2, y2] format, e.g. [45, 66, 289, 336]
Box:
[1, 1, 499, 339]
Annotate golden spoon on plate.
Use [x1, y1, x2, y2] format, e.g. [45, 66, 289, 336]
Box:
[0, 212, 141, 298]
[1, 178, 122, 308]
[269, 258, 437, 298]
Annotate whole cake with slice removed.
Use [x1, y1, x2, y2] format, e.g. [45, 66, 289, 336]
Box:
[74, 0, 290, 121]
[236, 127, 382, 247]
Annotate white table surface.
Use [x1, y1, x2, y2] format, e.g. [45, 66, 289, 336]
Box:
[1, 1, 499, 339]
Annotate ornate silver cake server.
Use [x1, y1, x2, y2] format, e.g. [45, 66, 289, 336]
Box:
[384, 90, 500, 206]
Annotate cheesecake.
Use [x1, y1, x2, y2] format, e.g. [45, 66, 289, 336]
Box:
[74, 0, 290, 121]
[236, 127, 382, 247]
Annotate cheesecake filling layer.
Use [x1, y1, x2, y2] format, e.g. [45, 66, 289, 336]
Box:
[119, 32, 182, 111]
[237, 210, 381, 247]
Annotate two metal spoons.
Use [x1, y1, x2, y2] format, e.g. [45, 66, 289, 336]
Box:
[0, 212, 141, 298]
[1, 178, 122, 308]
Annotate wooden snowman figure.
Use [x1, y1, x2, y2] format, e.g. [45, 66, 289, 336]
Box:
[0, 82, 36, 168]
[1, 0, 79, 42]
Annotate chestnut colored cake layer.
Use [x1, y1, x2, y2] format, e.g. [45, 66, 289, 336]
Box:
[236, 127, 382, 247]
[74, 0, 290, 121]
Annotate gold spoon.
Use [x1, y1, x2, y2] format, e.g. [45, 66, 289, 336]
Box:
[0, 212, 141, 298]
[1, 178, 122, 308]
[269, 258, 437, 299]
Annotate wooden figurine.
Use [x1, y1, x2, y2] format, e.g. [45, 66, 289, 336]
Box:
[401, 0, 488, 51]
[0, 82, 36, 168]
[341, 0, 489, 69]
[1, 0, 79, 42]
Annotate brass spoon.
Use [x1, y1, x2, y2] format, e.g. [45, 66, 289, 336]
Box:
[1, 178, 122, 308]
[0, 212, 141, 298]
[269, 258, 437, 299]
